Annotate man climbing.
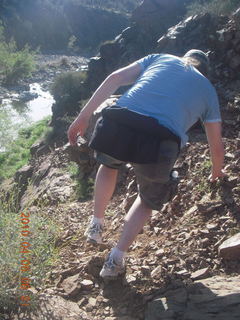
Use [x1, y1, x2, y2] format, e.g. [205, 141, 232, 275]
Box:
[68, 49, 225, 279]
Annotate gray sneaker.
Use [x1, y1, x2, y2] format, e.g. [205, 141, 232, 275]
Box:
[84, 222, 103, 244]
[99, 254, 125, 279]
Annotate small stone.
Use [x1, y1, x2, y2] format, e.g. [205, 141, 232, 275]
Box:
[78, 297, 87, 307]
[85, 304, 93, 312]
[87, 255, 105, 277]
[88, 297, 97, 306]
[126, 274, 136, 283]
[176, 269, 189, 276]
[202, 238, 211, 247]
[186, 205, 198, 215]
[206, 223, 218, 230]
[61, 273, 81, 297]
[151, 266, 162, 279]
[141, 265, 151, 276]
[225, 152, 235, 159]
[197, 200, 223, 214]
[154, 227, 161, 234]
[80, 279, 93, 290]
[156, 249, 164, 257]
[191, 267, 209, 280]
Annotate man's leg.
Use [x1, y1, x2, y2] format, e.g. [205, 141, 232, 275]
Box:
[116, 195, 152, 252]
[93, 164, 118, 219]
[99, 195, 151, 277]
[99, 141, 179, 277]
[85, 165, 118, 244]
[85, 152, 123, 244]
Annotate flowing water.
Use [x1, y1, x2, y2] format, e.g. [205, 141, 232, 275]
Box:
[0, 83, 55, 151]
[0, 54, 88, 151]
[2, 83, 54, 122]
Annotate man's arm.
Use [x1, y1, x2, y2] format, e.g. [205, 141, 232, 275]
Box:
[204, 121, 225, 182]
[68, 61, 142, 145]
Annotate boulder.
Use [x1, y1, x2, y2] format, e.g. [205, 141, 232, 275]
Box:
[157, 13, 225, 55]
[86, 255, 105, 277]
[30, 139, 51, 157]
[14, 165, 33, 186]
[86, 56, 107, 91]
[13, 294, 84, 320]
[20, 166, 77, 209]
[60, 273, 81, 297]
[145, 276, 240, 320]
[219, 233, 240, 260]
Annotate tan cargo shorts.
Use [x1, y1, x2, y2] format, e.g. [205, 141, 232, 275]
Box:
[95, 140, 179, 210]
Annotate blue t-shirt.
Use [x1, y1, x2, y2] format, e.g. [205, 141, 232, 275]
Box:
[116, 54, 221, 147]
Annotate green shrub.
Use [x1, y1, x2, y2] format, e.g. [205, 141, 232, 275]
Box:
[186, 0, 240, 16]
[67, 35, 78, 53]
[0, 116, 50, 182]
[0, 203, 60, 315]
[67, 161, 94, 200]
[50, 71, 87, 102]
[0, 24, 36, 85]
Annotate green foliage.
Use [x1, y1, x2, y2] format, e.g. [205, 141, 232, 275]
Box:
[67, 35, 78, 53]
[0, 24, 36, 85]
[186, 0, 240, 16]
[67, 161, 94, 200]
[51, 71, 87, 102]
[195, 158, 212, 193]
[0, 116, 50, 182]
[0, 203, 60, 314]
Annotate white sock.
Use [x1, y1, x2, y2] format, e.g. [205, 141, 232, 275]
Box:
[91, 216, 104, 226]
[110, 246, 126, 264]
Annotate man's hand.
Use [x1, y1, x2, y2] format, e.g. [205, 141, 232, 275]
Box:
[67, 60, 142, 145]
[67, 112, 90, 146]
[204, 121, 225, 183]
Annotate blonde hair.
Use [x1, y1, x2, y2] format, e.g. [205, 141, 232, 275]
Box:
[182, 56, 209, 77]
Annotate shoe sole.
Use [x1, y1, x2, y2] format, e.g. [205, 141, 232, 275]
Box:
[101, 274, 126, 284]
[100, 269, 126, 280]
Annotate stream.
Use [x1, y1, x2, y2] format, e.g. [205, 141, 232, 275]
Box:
[0, 54, 89, 151]
[0, 82, 55, 151]
[2, 83, 55, 122]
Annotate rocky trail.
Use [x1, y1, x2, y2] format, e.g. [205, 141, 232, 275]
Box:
[11, 101, 240, 319]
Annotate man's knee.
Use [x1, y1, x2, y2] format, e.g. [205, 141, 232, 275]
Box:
[138, 178, 179, 210]
[95, 152, 124, 169]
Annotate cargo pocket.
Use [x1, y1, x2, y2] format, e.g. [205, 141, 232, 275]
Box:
[155, 174, 180, 207]
[166, 175, 179, 202]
